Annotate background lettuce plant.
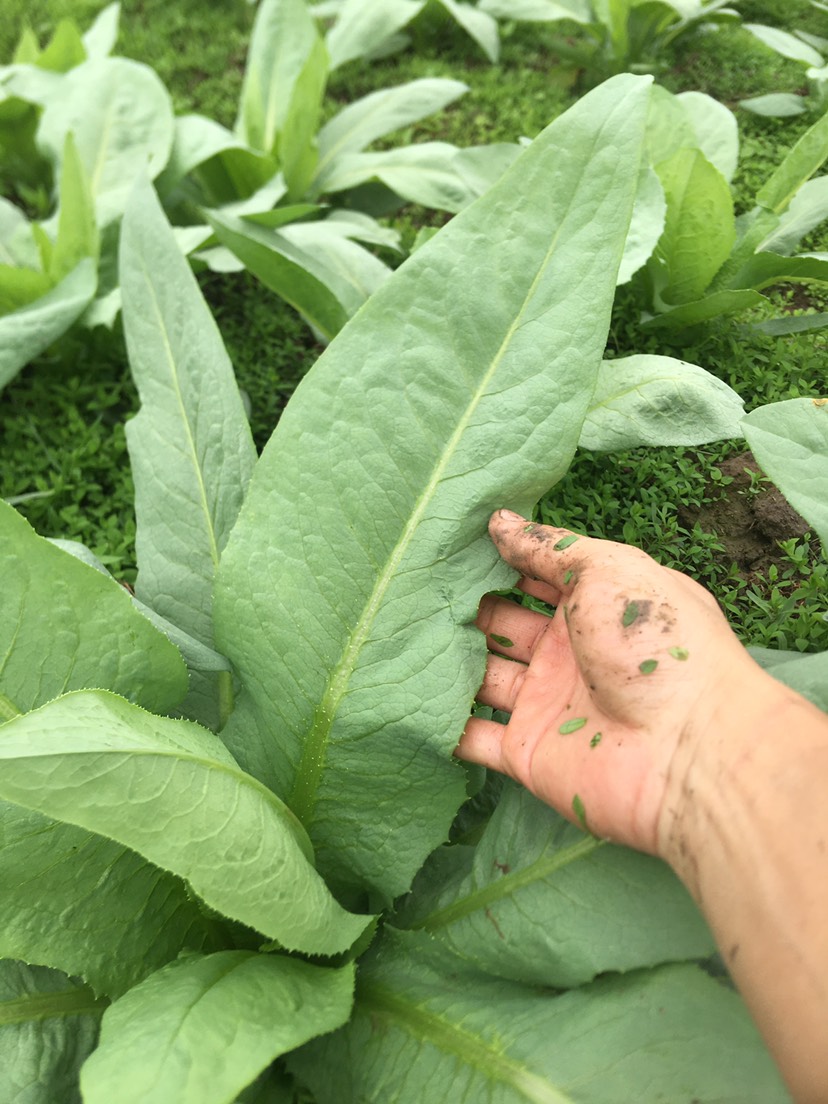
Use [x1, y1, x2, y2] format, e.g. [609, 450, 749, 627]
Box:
[0, 75, 788, 1103]
[632, 88, 828, 330]
[0, 0, 516, 388]
[741, 12, 828, 117]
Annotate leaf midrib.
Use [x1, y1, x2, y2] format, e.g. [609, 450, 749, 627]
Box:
[0, 986, 106, 1026]
[358, 981, 575, 1104]
[411, 836, 603, 932]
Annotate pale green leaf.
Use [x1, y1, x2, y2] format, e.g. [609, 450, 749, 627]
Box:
[292, 930, 788, 1104]
[37, 57, 174, 226]
[742, 396, 828, 546]
[35, 20, 86, 73]
[745, 22, 824, 67]
[81, 953, 353, 1104]
[652, 148, 735, 305]
[0, 498, 186, 715]
[315, 78, 468, 186]
[479, 0, 591, 22]
[0, 960, 102, 1104]
[750, 648, 828, 713]
[758, 176, 828, 254]
[0, 802, 225, 998]
[214, 75, 653, 903]
[0, 264, 51, 314]
[81, 3, 120, 59]
[642, 287, 763, 329]
[0, 258, 95, 390]
[395, 782, 713, 987]
[325, 0, 424, 69]
[434, 0, 500, 62]
[0, 198, 38, 268]
[0, 690, 372, 956]
[206, 209, 351, 339]
[740, 92, 808, 118]
[120, 183, 256, 731]
[618, 164, 664, 284]
[756, 108, 828, 214]
[676, 90, 739, 182]
[156, 114, 278, 199]
[726, 249, 828, 291]
[580, 354, 745, 450]
[740, 310, 828, 336]
[49, 132, 98, 283]
[236, 0, 327, 185]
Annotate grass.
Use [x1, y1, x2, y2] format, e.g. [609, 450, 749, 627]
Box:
[1, 0, 826, 649]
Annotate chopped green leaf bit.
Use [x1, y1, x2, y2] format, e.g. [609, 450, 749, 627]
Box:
[572, 793, 589, 832]
[553, 534, 580, 550]
[669, 646, 690, 661]
[639, 659, 658, 674]
[559, 717, 587, 734]
[563, 570, 574, 585]
[490, 634, 514, 648]
[523, 523, 536, 532]
[590, 731, 603, 748]
[622, 601, 640, 628]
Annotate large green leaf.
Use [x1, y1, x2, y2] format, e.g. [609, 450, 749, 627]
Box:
[0, 960, 102, 1104]
[433, 0, 500, 62]
[0, 498, 186, 716]
[156, 114, 278, 202]
[641, 287, 763, 330]
[740, 92, 809, 118]
[756, 108, 828, 214]
[742, 396, 828, 546]
[120, 183, 256, 731]
[751, 648, 828, 713]
[0, 257, 95, 389]
[725, 249, 828, 291]
[81, 3, 121, 59]
[236, 0, 327, 197]
[291, 930, 788, 1103]
[0, 690, 371, 956]
[37, 57, 174, 226]
[81, 952, 354, 1104]
[0, 802, 225, 998]
[758, 176, 828, 255]
[745, 22, 824, 67]
[314, 78, 467, 189]
[206, 209, 351, 339]
[324, 0, 424, 69]
[394, 782, 713, 987]
[651, 148, 735, 305]
[479, 0, 591, 22]
[579, 354, 745, 450]
[675, 90, 739, 183]
[214, 74, 653, 903]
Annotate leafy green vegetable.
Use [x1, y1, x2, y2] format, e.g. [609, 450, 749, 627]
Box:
[0, 690, 372, 956]
[0, 960, 103, 1104]
[291, 930, 788, 1104]
[394, 782, 713, 987]
[214, 73, 653, 903]
[120, 183, 256, 730]
[81, 952, 354, 1104]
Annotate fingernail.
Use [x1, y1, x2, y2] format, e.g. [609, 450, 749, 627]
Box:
[498, 509, 525, 522]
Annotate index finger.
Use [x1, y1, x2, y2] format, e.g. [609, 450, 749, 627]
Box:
[489, 510, 593, 594]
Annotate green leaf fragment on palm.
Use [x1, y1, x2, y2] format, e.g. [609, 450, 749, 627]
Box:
[559, 717, 587, 735]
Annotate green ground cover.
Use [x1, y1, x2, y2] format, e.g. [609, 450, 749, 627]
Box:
[1, 0, 826, 659]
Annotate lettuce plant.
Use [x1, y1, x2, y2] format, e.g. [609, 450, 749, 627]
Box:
[632, 88, 828, 330]
[741, 13, 828, 117]
[0, 76, 784, 1103]
[479, 0, 740, 81]
[0, 0, 515, 389]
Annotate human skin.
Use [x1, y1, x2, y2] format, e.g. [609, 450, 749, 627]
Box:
[457, 509, 828, 1104]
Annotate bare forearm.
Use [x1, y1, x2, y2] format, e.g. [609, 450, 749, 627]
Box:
[661, 671, 828, 1103]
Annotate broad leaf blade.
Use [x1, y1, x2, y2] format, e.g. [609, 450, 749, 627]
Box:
[0, 803, 225, 998]
[214, 74, 653, 902]
[745, 22, 824, 66]
[641, 288, 763, 330]
[0, 499, 186, 716]
[37, 57, 174, 226]
[81, 2, 121, 59]
[757, 108, 828, 214]
[740, 93, 808, 118]
[325, 0, 424, 69]
[675, 90, 739, 183]
[121, 183, 256, 731]
[395, 782, 713, 987]
[315, 78, 468, 184]
[651, 148, 735, 305]
[0, 690, 371, 956]
[81, 952, 354, 1104]
[580, 354, 745, 450]
[758, 175, 828, 255]
[0, 960, 102, 1104]
[291, 930, 788, 1104]
[434, 0, 500, 62]
[0, 258, 95, 390]
[741, 396, 828, 546]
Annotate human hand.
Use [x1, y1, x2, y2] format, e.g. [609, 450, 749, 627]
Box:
[457, 509, 766, 856]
